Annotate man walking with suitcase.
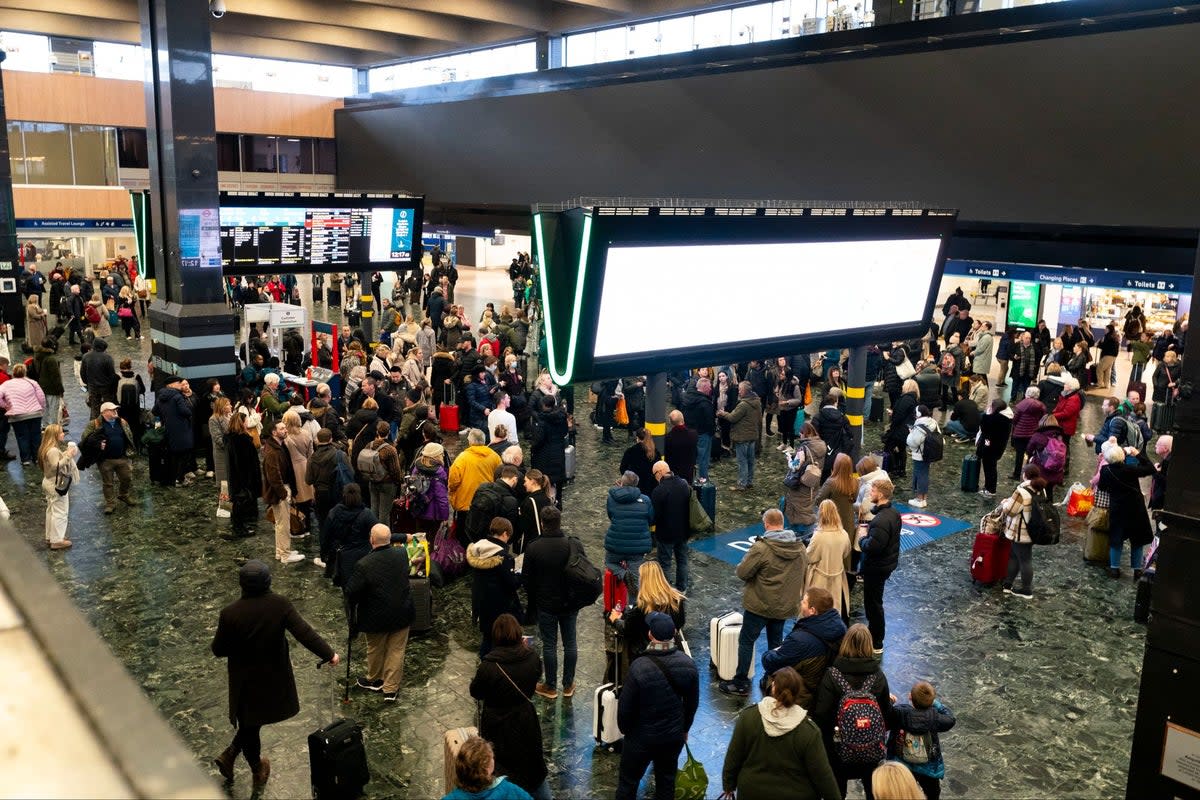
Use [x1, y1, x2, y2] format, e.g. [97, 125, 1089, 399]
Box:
[346, 524, 415, 702]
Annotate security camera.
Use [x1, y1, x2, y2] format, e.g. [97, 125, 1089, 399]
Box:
[210, 0, 226, 19]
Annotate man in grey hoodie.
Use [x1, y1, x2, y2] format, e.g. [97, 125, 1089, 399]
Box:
[720, 509, 809, 697]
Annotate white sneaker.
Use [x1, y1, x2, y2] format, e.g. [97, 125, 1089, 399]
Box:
[908, 498, 927, 508]
[279, 551, 305, 565]
[313, 557, 326, 569]
[205, 471, 214, 479]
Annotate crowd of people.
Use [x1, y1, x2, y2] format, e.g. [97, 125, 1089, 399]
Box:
[5, 264, 1183, 799]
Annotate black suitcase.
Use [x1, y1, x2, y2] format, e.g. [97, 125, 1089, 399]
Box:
[694, 481, 716, 530]
[146, 440, 173, 487]
[868, 397, 885, 423]
[960, 454, 980, 492]
[308, 718, 369, 800]
[410, 577, 434, 635]
[1151, 402, 1176, 433]
[1126, 380, 1148, 404]
[1134, 571, 1154, 625]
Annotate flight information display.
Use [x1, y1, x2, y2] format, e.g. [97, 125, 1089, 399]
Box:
[220, 205, 417, 268]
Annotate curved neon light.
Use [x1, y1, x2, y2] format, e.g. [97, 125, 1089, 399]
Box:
[533, 211, 592, 386]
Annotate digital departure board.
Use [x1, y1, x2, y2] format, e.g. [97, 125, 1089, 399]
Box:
[218, 193, 423, 275]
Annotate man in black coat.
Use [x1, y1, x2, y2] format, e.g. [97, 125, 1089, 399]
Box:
[680, 378, 716, 483]
[346, 524, 415, 701]
[616, 612, 699, 800]
[465, 464, 521, 542]
[650, 461, 692, 592]
[80, 338, 118, 419]
[662, 409, 697, 484]
[523, 506, 579, 699]
[211, 560, 339, 788]
[154, 376, 195, 486]
[856, 477, 902, 654]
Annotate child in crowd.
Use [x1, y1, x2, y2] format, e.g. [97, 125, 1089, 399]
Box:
[889, 680, 956, 800]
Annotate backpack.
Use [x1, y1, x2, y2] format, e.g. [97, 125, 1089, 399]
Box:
[1118, 416, 1145, 452]
[920, 423, 944, 463]
[562, 537, 603, 611]
[58, 295, 72, 320]
[356, 445, 389, 482]
[332, 450, 355, 498]
[1024, 489, 1061, 546]
[117, 377, 140, 414]
[829, 667, 887, 767]
[23, 356, 38, 382]
[84, 303, 101, 325]
[402, 472, 431, 515]
[896, 729, 933, 765]
[938, 352, 956, 377]
[1033, 436, 1066, 473]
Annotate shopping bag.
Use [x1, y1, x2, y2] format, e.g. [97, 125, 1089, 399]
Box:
[217, 480, 232, 518]
[1066, 484, 1094, 517]
[674, 743, 708, 800]
[614, 397, 630, 426]
[1086, 505, 1110, 533]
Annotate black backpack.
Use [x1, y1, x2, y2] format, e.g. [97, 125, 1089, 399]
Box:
[562, 537, 602, 610]
[1025, 489, 1061, 545]
[920, 423, 944, 463]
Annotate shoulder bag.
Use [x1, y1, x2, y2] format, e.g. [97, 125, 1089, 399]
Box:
[54, 456, 73, 496]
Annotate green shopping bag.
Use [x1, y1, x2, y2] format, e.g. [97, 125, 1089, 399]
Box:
[675, 743, 708, 800]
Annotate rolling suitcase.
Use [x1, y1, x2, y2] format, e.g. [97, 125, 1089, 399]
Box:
[960, 454, 980, 492]
[969, 532, 1011, 586]
[1151, 402, 1176, 432]
[439, 386, 459, 432]
[443, 726, 479, 793]
[563, 444, 577, 483]
[603, 568, 628, 614]
[409, 576, 434, 635]
[593, 633, 623, 753]
[309, 719, 369, 800]
[710, 611, 752, 682]
[390, 496, 419, 535]
[694, 481, 716, 529]
[145, 438, 173, 487]
[1134, 571, 1154, 624]
[1126, 380, 1148, 403]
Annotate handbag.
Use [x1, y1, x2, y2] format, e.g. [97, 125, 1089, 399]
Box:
[1086, 504, 1110, 533]
[688, 491, 713, 533]
[614, 397, 630, 426]
[117, 306, 133, 319]
[54, 459, 73, 496]
[981, 508, 1003, 535]
[674, 743, 708, 800]
[896, 358, 916, 381]
[1093, 489, 1111, 509]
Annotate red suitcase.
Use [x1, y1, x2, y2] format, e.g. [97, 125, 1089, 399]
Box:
[603, 569, 628, 614]
[439, 402, 459, 433]
[970, 532, 1012, 586]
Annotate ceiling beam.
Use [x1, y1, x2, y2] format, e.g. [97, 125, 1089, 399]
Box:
[551, 0, 635, 15]
[346, 0, 551, 32]
[0, 0, 136, 23]
[0, 9, 139, 43]
[214, 13, 421, 57]
[224, 0, 467, 44]
[210, 32, 379, 66]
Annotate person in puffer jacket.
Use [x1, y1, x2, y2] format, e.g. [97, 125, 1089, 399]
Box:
[760, 587, 847, 709]
[466, 517, 522, 657]
[604, 470, 654, 607]
[888, 680, 957, 800]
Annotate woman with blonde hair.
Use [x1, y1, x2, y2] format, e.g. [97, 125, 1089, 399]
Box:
[608, 560, 687, 670]
[25, 294, 48, 349]
[38, 424, 78, 550]
[806, 500, 852, 618]
[871, 761, 927, 800]
[209, 396, 233, 509]
[282, 409, 315, 524]
[814, 452, 857, 539]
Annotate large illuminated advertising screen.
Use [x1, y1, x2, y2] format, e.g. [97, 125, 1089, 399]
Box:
[218, 193, 422, 275]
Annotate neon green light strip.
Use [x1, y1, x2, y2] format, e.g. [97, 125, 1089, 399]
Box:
[533, 211, 592, 386]
[129, 191, 147, 279]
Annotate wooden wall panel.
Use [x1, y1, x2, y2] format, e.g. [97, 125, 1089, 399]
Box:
[13, 186, 133, 219]
[4, 72, 342, 137]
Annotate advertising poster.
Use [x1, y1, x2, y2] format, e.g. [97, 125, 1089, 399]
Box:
[1007, 281, 1041, 329]
[1058, 286, 1083, 327]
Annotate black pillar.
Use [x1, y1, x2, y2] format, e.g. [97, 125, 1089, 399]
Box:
[0, 54, 24, 340]
[358, 269, 374, 343]
[139, 0, 235, 383]
[846, 346, 868, 463]
[645, 372, 668, 453]
[1126, 234, 1200, 799]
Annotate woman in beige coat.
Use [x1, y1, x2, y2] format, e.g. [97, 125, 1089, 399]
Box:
[805, 499, 851, 618]
[25, 295, 48, 349]
[282, 409, 315, 506]
[782, 423, 827, 528]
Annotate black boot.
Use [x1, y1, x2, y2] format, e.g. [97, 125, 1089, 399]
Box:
[213, 747, 237, 782]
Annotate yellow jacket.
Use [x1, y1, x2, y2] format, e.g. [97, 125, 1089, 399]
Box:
[448, 445, 501, 511]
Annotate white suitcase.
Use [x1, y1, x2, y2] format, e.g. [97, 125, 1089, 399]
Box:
[593, 682, 622, 751]
[710, 611, 753, 682]
[564, 444, 577, 482]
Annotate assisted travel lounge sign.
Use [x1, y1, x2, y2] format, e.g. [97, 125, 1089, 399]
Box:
[944, 259, 1193, 294]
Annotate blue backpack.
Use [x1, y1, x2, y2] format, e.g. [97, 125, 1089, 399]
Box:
[333, 450, 355, 498]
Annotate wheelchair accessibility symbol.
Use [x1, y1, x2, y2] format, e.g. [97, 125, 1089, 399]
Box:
[901, 513, 940, 527]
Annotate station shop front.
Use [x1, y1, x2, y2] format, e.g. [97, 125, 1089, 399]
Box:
[16, 220, 138, 278]
[934, 259, 1192, 338]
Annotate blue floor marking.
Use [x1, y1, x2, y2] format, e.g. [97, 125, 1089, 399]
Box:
[689, 504, 974, 567]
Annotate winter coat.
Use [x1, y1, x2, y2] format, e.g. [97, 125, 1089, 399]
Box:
[805, 527, 852, 617]
[1026, 424, 1067, 487]
[523, 529, 573, 615]
[209, 415, 230, 488]
[761, 609, 848, 707]
[154, 386, 193, 453]
[345, 545, 414, 634]
[725, 393, 762, 443]
[663, 425, 698, 484]
[1011, 398, 1046, 439]
[322, 503, 376, 585]
[1036, 377, 1064, 411]
[604, 485, 654, 557]
[305, 442, 340, 504]
[25, 303, 48, 348]
[1000, 482, 1037, 544]
[470, 644, 547, 795]
[211, 591, 334, 728]
[34, 345, 64, 397]
[1055, 390, 1083, 437]
[886, 393, 919, 447]
[0, 376, 45, 419]
[859, 502, 901, 576]
[814, 405, 852, 459]
[976, 409, 1012, 460]
[260, 436, 296, 506]
[906, 416, 939, 461]
[617, 646, 699, 745]
[225, 430, 262, 501]
[612, 601, 687, 664]
[735, 529, 809, 620]
[812, 655, 897, 753]
[466, 537, 523, 627]
[1099, 452, 1157, 548]
[722, 699, 840, 800]
[529, 406, 569, 486]
[881, 349, 907, 396]
[1153, 361, 1181, 403]
[970, 331, 994, 376]
[412, 461, 450, 522]
[680, 387, 716, 436]
[889, 700, 957, 780]
[950, 398, 981, 434]
[914, 367, 941, 408]
[448, 445, 502, 511]
[466, 480, 521, 543]
[784, 437, 827, 528]
[619, 443, 661, 497]
[284, 429, 315, 504]
[650, 474, 692, 544]
[465, 379, 494, 431]
[813, 479, 855, 537]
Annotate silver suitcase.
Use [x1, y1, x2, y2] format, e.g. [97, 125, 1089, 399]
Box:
[564, 444, 577, 482]
[710, 611, 753, 682]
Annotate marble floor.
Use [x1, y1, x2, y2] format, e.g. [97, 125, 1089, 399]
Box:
[0, 284, 1151, 800]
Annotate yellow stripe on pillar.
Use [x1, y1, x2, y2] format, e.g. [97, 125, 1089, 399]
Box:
[645, 421, 667, 436]
[847, 415, 864, 426]
[845, 386, 866, 399]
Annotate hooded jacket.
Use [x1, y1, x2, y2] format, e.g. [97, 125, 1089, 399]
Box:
[722, 697, 841, 800]
[467, 537, 522, 626]
[466, 479, 521, 543]
[814, 405, 852, 458]
[761, 609, 848, 708]
[448, 445, 502, 511]
[735, 529, 809, 619]
[971, 330, 994, 376]
[604, 485, 654, 557]
[1026, 422, 1067, 486]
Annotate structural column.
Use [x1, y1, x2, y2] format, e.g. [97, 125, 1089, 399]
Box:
[845, 345, 868, 462]
[357, 269, 374, 343]
[644, 372, 668, 453]
[139, 0, 234, 383]
[0, 53, 24, 340]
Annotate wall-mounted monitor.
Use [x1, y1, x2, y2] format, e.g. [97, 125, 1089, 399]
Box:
[219, 192, 423, 276]
[534, 206, 957, 383]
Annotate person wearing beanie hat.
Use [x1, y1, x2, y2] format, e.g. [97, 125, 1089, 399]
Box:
[615, 608, 699, 800]
[212, 560, 339, 789]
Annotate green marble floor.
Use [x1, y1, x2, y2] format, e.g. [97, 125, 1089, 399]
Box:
[0, 327, 1148, 800]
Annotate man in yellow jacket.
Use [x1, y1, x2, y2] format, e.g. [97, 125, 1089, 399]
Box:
[448, 428, 501, 513]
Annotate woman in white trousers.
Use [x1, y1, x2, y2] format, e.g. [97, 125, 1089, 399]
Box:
[38, 424, 78, 550]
